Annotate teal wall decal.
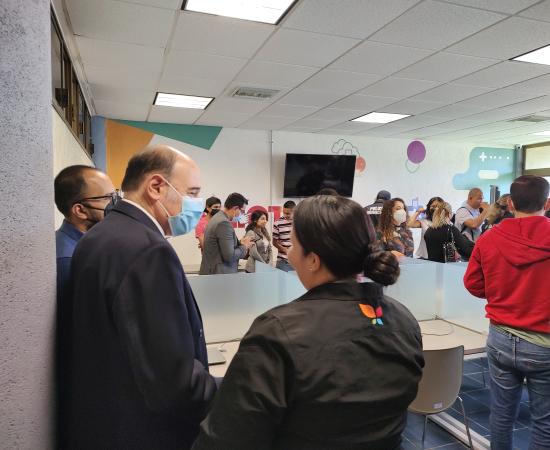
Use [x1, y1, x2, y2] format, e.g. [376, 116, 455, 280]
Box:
[453, 147, 516, 196]
[115, 120, 222, 150]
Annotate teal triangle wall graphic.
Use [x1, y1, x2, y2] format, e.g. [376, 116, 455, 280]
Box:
[115, 120, 222, 150]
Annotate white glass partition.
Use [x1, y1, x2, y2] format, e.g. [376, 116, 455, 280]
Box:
[189, 263, 306, 343]
[384, 258, 439, 321]
[440, 262, 489, 334]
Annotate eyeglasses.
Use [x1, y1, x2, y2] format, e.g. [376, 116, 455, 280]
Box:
[74, 192, 118, 205]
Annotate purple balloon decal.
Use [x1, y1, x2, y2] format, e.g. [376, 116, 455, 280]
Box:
[407, 141, 426, 164]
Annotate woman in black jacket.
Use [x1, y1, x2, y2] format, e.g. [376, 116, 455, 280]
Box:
[425, 202, 474, 263]
[192, 195, 424, 450]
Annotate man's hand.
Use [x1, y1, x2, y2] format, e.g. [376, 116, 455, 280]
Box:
[480, 202, 490, 211]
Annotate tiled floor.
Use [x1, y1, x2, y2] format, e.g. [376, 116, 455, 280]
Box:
[403, 356, 532, 449]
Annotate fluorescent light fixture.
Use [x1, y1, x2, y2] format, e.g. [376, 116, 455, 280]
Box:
[154, 92, 213, 109]
[531, 131, 550, 136]
[512, 44, 550, 66]
[183, 0, 296, 24]
[351, 112, 411, 124]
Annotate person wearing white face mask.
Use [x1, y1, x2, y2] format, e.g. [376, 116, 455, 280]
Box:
[59, 145, 217, 450]
[376, 197, 415, 258]
[199, 192, 253, 275]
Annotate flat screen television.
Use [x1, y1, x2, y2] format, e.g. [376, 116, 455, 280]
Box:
[283, 153, 356, 197]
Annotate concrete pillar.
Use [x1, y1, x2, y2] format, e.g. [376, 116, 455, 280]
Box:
[0, 0, 55, 448]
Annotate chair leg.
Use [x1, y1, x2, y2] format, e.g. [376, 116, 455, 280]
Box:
[421, 415, 428, 449]
[457, 396, 474, 449]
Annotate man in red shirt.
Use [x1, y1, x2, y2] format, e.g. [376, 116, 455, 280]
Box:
[464, 175, 550, 450]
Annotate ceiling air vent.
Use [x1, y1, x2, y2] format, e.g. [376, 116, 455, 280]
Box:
[231, 86, 280, 100]
[507, 115, 550, 123]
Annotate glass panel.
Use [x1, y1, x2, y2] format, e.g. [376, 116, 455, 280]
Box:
[384, 258, 438, 321]
[51, 19, 63, 107]
[439, 262, 489, 334]
[189, 271, 284, 343]
[525, 145, 550, 170]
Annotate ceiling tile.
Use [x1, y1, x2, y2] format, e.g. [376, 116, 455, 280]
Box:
[282, 0, 418, 39]
[395, 52, 498, 82]
[447, 17, 550, 59]
[90, 84, 155, 104]
[278, 89, 345, 107]
[261, 103, 320, 118]
[157, 75, 228, 98]
[359, 77, 441, 98]
[195, 110, 253, 127]
[306, 108, 366, 122]
[457, 88, 542, 109]
[298, 69, 382, 94]
[76, 37, 165, 71]
[94, 99, 150, 121]
[410, 83, 493, 103]
[66, 0, 174, 47]
[454, 61, 550, 88]
[506, 73, 550, 95]
[206, 97, 271, 114]
[331, 94, 398, 111]
[519, 0, 550, 22]
[443, 0, 540, 14]
[316, 128, 358, 135]
[383, 99, 445, 114]
[84, 64, 161, 90]
[281, 126, 321, 132]
[422, 103, 488, 119]
[120, 0, 181, 9]
[370, 0, 504, 50]
[288, 118, 338, 130]
[148, 106, 204, 124]
[234, 61, 318, 88]
[171, 12, 274, 58]
[240, 115, 299, 130]
[330, 41, 433, 75]
[255, 29, 360, 67]
[163, 50, 247, 81]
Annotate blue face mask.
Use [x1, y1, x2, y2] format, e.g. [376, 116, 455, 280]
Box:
[232, 210, 248, 224]
[160, 180, 204, 236]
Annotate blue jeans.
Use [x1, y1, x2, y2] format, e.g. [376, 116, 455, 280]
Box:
[276, 259, 294, 272]
[487, 326, 550, 450]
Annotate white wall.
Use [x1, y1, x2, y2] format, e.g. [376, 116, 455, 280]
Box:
[52, 107, 93, 227]
[133, 126, 512, 266]
[272, 131, 478, 211]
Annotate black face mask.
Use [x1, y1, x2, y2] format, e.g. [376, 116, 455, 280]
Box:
[104, 192, 122, 216]
[210, 209, 220, 217]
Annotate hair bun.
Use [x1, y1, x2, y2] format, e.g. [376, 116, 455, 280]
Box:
[363, 249, 400, 286]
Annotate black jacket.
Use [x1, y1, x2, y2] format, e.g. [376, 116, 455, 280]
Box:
[59, 201, 216, 450]
[364, 200, 385, 228]
[192, 281, 424, 450]
[424, 224, 474, 263]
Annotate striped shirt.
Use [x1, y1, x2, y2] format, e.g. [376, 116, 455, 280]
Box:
[273, 217, 292, 260]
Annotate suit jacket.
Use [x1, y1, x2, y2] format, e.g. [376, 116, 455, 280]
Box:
[199, 210, 246, 274]
[60, 200, 216, 450]
[192, 281, 424, 450]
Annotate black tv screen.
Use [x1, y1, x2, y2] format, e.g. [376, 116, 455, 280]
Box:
[283, 154, 356, 197]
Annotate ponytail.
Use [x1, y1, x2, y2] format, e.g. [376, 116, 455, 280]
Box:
[363, 246, 400, 286]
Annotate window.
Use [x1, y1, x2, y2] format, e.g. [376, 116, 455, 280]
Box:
[523, 143, 550, 177]
[51, 9, 93, 157]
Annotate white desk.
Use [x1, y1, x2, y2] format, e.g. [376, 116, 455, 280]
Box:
[207, 319, 486, 377]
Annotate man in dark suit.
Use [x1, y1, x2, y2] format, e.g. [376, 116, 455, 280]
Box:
[199, 192, 252, 274]
[60, 145, 217, 450]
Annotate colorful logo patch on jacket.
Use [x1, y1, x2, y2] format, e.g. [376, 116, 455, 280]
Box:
[358, 304, 384, 325]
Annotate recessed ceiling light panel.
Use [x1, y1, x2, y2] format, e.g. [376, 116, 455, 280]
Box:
[154, 92, 213, 109]
[531, 131, 550, 136]
[183, 0, 296, 24]
[351, 112, 411, 124]
[512, 44, 550, 66]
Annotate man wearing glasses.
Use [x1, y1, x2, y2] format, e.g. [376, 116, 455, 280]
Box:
[54, 164, 116, 306]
